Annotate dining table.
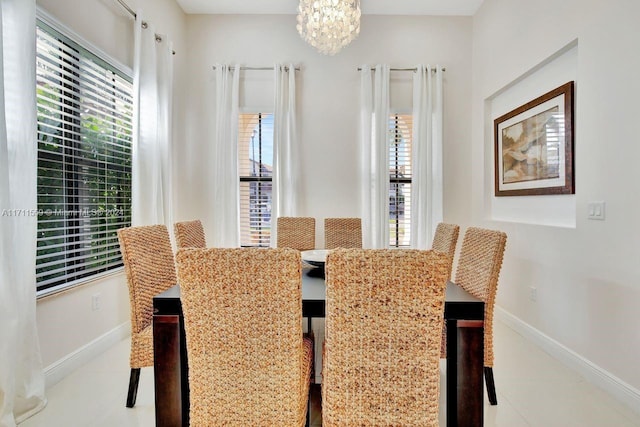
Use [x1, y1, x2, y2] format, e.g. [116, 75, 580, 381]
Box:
[152, 266, 484, 427]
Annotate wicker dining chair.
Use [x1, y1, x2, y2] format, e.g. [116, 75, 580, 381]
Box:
[175, 247, 313, 426]
[174, 219, 207, 249]
[276, 217, 316, 251]
[276, 216, 317, 380]
[442, 226, 507, 406]
[117, 224, 177, 408]
[324, 217, 362, 249]
[322, 248, 449, 427]
[431, 222, 460, 279]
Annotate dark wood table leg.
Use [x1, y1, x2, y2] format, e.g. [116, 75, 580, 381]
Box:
[447, 319, 484, 427]
[153, 314, 189, 427]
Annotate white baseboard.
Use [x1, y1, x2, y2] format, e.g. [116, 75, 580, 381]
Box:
[44, 323, 130, 388]
[496, 306, 640, 415]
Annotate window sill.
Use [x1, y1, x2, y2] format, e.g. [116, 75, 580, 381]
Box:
[36, 268, 125, 300]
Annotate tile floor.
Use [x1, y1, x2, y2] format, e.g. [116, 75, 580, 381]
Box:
[20, 319, 640, 427]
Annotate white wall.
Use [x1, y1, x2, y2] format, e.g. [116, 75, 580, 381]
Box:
[34, 0, 187, 374]
[471, 0, 640, 397]
[179, 14, 473, 246]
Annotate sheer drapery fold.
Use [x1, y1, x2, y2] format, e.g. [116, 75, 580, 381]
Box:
[271, 63, 298, 247]
[131, 11, 174, 228]
[359, 64, 390, 249]
[0, 0, 46, 424]
[410, 65, 444, 249]
[211, 64, 240, 247]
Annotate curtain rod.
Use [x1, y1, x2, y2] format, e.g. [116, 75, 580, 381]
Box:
[357, 66, 446, 72]
[115, 0, 176, 55]
[115, 0, 136, 18]
[212, 65, 300, 71]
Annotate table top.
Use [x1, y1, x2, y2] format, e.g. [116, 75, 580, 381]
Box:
[153, 267, 325, 300]
[300, 250, 330, 268]
[154, 267, 483, 321]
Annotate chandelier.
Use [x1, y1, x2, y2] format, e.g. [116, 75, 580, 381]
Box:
[296, 0, 361, 56]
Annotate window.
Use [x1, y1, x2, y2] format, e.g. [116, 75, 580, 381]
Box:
[389, 114, 413, 247]
[36, 20, 133, 293]
[238, 113, 274, 247]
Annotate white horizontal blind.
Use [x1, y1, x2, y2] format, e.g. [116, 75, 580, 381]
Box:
[389, 114, 413, 247]
[35, 21, 133, 291]
[238, 113, 274, 247]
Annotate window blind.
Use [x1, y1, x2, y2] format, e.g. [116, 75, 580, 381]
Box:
[36, 21, 133, 292]
[238, 113, 274, 247]
[389, 114, 413, 247]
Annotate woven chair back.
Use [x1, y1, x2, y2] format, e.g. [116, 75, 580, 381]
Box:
[176, 247, 307, 426]
[455, 227, 507, 367]
[323, 248, 449, 427]
[174, 219, 206, 249]
[117, 225, 176, 336]
[324, 217, 362, 249]
[277, 217, 316, 251]
[431, 222, 460, 278]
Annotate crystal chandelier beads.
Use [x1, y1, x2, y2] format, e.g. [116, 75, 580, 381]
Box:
[296, 0, 361, 56]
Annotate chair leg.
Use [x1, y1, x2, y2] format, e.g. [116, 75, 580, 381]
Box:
[126, 368, 141, 408]
[307, 317, 315, 384]
[305, 379, 312, 427]
[484, 366, 498, 405]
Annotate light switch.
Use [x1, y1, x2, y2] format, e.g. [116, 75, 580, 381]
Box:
[587, 201, 605, 220]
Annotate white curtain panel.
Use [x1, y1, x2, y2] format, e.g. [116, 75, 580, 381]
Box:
[410, 65, 444, 249]
[211, 64, 240, 247]
[0, 0, 46, 425]
[131, 12, 174, 228]
[270, 63, 298, 247]
[359, 64, 390, 249]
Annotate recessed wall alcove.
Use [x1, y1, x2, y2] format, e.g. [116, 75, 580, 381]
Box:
[484, 41, 578, 228]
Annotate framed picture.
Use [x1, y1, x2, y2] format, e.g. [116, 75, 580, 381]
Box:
[494, 81, 574, 196]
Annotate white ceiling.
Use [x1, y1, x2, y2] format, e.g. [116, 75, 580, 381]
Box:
[175, 0, 485, 16]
